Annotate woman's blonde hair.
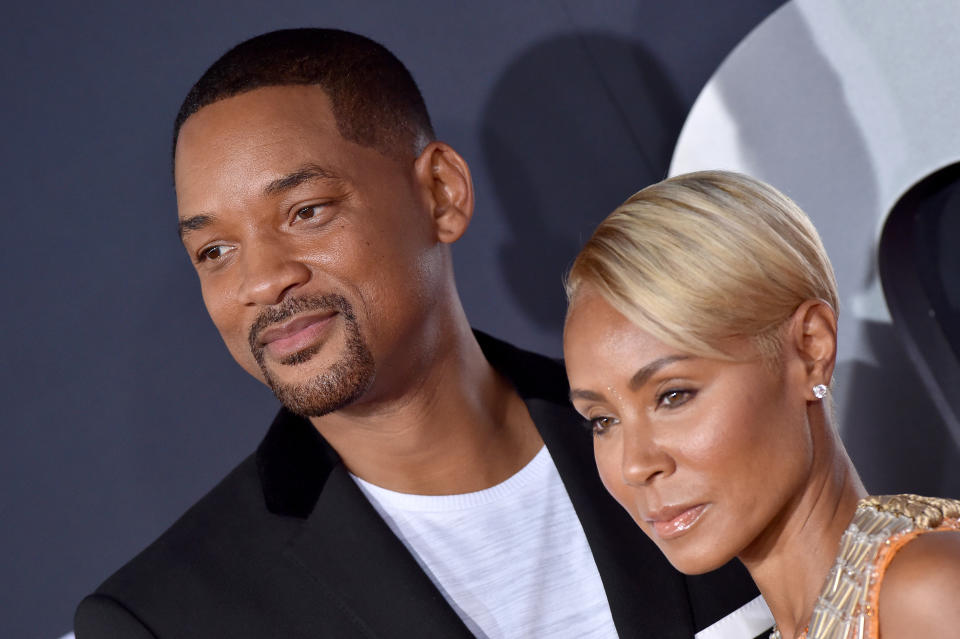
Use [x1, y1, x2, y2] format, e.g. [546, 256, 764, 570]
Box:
[565, 170, 839, 361]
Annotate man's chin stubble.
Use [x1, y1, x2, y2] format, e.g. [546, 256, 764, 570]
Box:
[262, 336, 375, 417]
[250, 294, 376, 417]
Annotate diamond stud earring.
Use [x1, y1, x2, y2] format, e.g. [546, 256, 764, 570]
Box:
[813, 384, 828, 399]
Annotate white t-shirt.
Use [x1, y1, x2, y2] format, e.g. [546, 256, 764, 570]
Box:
[352, 446, 619, 638]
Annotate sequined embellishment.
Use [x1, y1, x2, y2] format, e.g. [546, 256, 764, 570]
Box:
[770, 494, 960, 639]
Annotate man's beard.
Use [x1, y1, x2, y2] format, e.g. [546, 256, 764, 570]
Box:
[248, 294, 375, 417]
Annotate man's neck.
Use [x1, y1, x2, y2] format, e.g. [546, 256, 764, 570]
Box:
[309, 322, 544, 495]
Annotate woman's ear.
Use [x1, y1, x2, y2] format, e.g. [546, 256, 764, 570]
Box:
[413, 141, 474, 244]
[786, 299, 838, 399]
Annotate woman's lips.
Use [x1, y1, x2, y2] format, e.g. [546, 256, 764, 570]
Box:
[259, 313, 336, 359]
[647, 504, 708, 540]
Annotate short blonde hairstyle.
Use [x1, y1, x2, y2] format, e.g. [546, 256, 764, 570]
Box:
[565, 170, 839, 361]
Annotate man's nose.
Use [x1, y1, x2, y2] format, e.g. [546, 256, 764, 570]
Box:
[620, 422, 676, 487]
[237, 239, 311, 306]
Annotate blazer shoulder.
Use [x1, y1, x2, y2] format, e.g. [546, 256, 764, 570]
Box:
[474, 329, 569, 404]
[75, 593, 158, 639]
[90, 453, 291, 605]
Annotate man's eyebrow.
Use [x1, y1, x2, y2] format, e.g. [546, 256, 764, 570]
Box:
[628, 355, 690, 391]
[178, 214, 214, 240]
[263, 163, 339, 196]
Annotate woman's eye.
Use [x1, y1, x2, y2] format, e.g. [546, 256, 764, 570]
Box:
[657, 389, 695, 408]
[588, 416, 618, 436]
[294, 204, 326, 221]
[198, 245, 232, 262]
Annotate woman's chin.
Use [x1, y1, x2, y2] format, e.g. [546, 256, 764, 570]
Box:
[654, 540, 735, 575]
[637, 509, 743, 575]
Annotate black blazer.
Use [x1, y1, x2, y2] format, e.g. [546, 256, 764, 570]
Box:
[75, 333, 761, 638]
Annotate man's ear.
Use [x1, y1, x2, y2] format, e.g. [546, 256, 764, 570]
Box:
[413, 141, 474, 244]
[785, 299, 838, 399]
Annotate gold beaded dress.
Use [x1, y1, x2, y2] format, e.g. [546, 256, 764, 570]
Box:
[771, 494, 960, 639]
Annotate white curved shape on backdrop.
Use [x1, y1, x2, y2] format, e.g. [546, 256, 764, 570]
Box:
[670, 0, 960, 455]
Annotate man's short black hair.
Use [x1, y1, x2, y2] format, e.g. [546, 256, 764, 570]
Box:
[173, 28, 436, 162]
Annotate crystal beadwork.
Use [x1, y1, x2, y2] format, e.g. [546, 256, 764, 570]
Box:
[770, 494, 960, 639]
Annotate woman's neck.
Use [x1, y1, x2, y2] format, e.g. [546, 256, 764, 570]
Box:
[739, 411, 867, 639]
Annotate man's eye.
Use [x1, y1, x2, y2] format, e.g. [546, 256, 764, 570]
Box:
[198, 245, 232, 262]
[657, 389, 695, 409]
[294, 204, 326, 221]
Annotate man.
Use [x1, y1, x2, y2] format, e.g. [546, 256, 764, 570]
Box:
[75, 29, 771, 638]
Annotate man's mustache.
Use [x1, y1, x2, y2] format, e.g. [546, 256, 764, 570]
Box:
[247, 294, 354, 355]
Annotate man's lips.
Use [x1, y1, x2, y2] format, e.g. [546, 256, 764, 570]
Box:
[257, 312, 337, 358]
[644, 504, 708, 540]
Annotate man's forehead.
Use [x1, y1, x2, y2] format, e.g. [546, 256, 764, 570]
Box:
[174, 88, 349, 194]
[176, 86, 342, 161]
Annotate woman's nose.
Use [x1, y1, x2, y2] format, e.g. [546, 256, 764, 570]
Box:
[620, 423, 676, 486]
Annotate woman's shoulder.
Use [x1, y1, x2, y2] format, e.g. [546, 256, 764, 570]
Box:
[872, 495, 960, 638]
[877, 529, 960, 636]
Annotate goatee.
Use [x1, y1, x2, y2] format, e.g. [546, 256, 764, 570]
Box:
[249, 294, 375, 417]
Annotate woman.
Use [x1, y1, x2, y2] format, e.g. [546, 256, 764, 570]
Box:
[563, 170, 960, 639]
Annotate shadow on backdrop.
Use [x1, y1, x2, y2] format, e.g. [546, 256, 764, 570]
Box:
[711, 1, 880, 300]
[481, 32, 684, 338]
[837, 322, 956, 495]
[880, 162, 960, 453]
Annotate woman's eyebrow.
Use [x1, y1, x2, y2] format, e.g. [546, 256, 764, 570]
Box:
[568, 355, 691, 403]
[569, 388, 606, 403]
[628, 355, 690, 390]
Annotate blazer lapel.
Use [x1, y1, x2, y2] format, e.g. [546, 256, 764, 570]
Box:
[285, 464, 475, 639]
[258, 409, 473, 638]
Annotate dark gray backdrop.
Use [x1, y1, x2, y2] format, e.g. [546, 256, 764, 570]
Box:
[16, 1, 945, 636]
